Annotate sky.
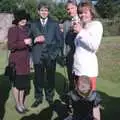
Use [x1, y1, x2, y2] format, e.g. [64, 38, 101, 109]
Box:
[56, 0, 98, 4]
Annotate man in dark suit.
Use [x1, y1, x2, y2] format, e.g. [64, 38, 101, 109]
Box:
[63, 0, 78, 90]
[29, 2, 63, 107]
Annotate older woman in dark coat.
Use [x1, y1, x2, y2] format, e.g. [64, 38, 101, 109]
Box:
[8, 10, 31, 114]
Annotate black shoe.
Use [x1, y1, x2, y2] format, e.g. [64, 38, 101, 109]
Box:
[31, 98, 43, 108]
[45, 89, 54, 105]
[46, 97, 54, 105]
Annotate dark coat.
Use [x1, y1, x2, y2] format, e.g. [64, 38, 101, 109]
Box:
[29, 17, 63, 64]
[8, 26, 30, 75]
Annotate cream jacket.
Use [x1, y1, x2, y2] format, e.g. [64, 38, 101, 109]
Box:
[73, 20, 103, 77]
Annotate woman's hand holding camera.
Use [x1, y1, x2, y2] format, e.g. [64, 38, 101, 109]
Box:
[72, 21, 82, 33]
[71, 17, 83, 33]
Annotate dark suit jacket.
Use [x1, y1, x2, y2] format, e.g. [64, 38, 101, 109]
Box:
[63, 20, 77, 58]
[29, 17, 63, 64]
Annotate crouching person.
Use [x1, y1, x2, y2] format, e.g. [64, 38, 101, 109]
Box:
[64, 75, 102, 120]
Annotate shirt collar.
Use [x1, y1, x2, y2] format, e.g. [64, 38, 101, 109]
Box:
[40, 18, 48, 25]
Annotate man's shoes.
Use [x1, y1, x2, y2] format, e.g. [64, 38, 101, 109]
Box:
[31, 98, 43, 108]
[45, 89, 54, 105]
[46, 97, 54, 105]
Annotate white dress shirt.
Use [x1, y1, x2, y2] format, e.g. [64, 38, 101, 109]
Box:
[73, 20, 103, 77]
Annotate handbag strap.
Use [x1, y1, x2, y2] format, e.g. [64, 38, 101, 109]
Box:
[5, 41, 10, 65]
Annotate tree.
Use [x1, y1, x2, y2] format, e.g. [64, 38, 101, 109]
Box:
[0, 0, 69, 21]
[23, 0, 37, 19]
[0, 0, 18, 12]
[96, 0, 119, 18]
[51, 3, 69, 21]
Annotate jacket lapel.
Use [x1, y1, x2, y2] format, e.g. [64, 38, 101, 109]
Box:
[36, 19, 42, 30]
[46, 17, 52, 33]
[36, 19, 46, 34]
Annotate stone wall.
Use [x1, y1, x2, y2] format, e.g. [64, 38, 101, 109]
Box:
[0, 13, 14, 49]
[0, 13, 14, 41]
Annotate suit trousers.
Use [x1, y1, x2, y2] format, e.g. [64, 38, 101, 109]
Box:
[33, 58, 56, 100]
[66, 54, 74, 91]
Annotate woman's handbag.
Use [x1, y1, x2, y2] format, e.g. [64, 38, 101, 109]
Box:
[4, 63, 16, 79]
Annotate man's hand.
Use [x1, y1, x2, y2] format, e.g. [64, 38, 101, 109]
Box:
[24, 38, 32, 45]
[93, 106, 100, 120]
[34, 35, 45, 43]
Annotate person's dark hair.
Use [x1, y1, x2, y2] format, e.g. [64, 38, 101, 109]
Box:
[12, 9, 30, 25]
[37, 2, 49, 10]
[77, 0, 98, 19]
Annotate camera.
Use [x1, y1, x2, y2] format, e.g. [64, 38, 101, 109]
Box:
[71, 17, 81, 26]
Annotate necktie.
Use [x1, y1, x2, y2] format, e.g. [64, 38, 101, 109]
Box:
[42, 19, 45, 26]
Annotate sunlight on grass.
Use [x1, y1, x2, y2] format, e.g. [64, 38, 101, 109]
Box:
[98, 36, 120, 84]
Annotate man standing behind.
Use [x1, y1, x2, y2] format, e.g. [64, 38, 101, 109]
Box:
[30, 2, 63, 107]
[63, 0, 78, 90]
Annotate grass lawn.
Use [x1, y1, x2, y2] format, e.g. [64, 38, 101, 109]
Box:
[0, 36, 120, 120]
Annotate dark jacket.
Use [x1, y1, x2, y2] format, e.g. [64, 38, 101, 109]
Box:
[67, 90, 101, 120]
[63, 20, 76, 57]
[8, 26, 30, 75]
[29, 17, 63, 64]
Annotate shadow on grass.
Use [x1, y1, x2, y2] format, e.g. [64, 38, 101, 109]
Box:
[55, 72, 68, 97]
[20, 106, 53, 120]
[0, 72, 33, 120]
[0, 74, 11, 120]
[20, 71, 67, 120]
[29, 71, 67, 97]
[20, 90, 120, 120]
[99, 91, 120, 120]
[2, 70, 119, 120]
[20, 99, 68, 120]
